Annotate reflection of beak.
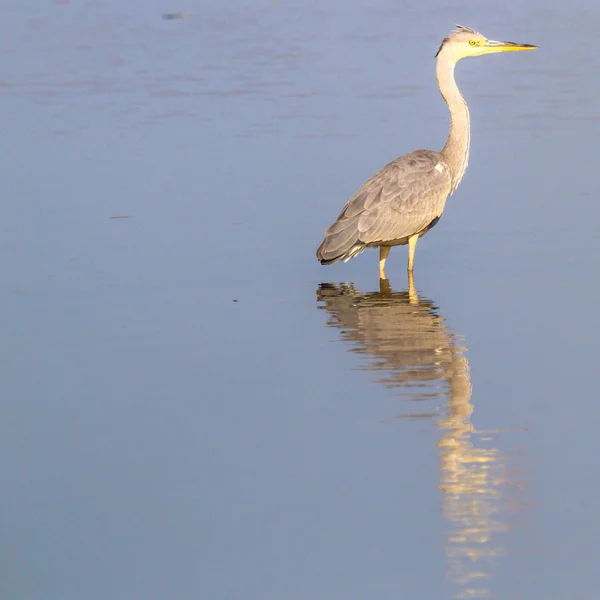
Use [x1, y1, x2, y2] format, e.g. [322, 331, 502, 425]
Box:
[484, 39, 538, 53]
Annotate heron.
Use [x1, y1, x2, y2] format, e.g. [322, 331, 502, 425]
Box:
[316, 25, 537, 279]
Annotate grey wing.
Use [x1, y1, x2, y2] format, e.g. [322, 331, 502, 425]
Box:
[317, 151, 452, 262]
[349, 151, 452, 244]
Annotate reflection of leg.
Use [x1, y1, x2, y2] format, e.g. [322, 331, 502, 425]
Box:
[407, 270, 418, 305]
[407, 234, 418, 272]
[379, 276, 392, 295]
[379, 246, 391, 279]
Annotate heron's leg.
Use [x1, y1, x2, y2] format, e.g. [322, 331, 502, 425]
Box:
[407, 234, 419, 272]
[379, 246, 391, 279]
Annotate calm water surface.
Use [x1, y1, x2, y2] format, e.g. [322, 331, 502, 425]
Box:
[2, 1, 600, 599]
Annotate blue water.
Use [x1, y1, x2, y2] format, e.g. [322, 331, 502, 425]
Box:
[2, 1, 600, 599]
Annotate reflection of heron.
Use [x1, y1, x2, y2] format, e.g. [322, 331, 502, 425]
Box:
[437, 375, 510, 599]
[317, 278, 521, 598]
[316, 25, 537, 278]
[317, 275, 454, 409]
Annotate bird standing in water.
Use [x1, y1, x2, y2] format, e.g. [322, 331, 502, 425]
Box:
[316, 25, 537, 279]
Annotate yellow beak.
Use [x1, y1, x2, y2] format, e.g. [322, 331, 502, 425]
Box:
[484, 40, 538, 53]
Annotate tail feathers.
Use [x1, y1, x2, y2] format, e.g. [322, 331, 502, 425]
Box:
[316, 223, 365, 265]
[317, 246, 365, 265]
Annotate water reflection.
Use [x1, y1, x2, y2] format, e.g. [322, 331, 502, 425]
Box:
[317, 277, 520, 598]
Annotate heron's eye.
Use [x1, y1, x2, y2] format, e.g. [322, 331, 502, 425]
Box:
[469, 40, 476, 46]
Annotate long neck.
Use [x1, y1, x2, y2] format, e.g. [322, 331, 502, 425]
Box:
[437, 51, 470, 192]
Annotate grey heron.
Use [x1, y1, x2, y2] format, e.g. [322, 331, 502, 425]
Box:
[316, 25, 537, 279]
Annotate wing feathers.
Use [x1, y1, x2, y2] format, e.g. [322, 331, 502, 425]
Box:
[316, 150, 453, 264]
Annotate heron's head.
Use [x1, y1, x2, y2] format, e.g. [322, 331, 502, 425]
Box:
[436, 25, 537, 61]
